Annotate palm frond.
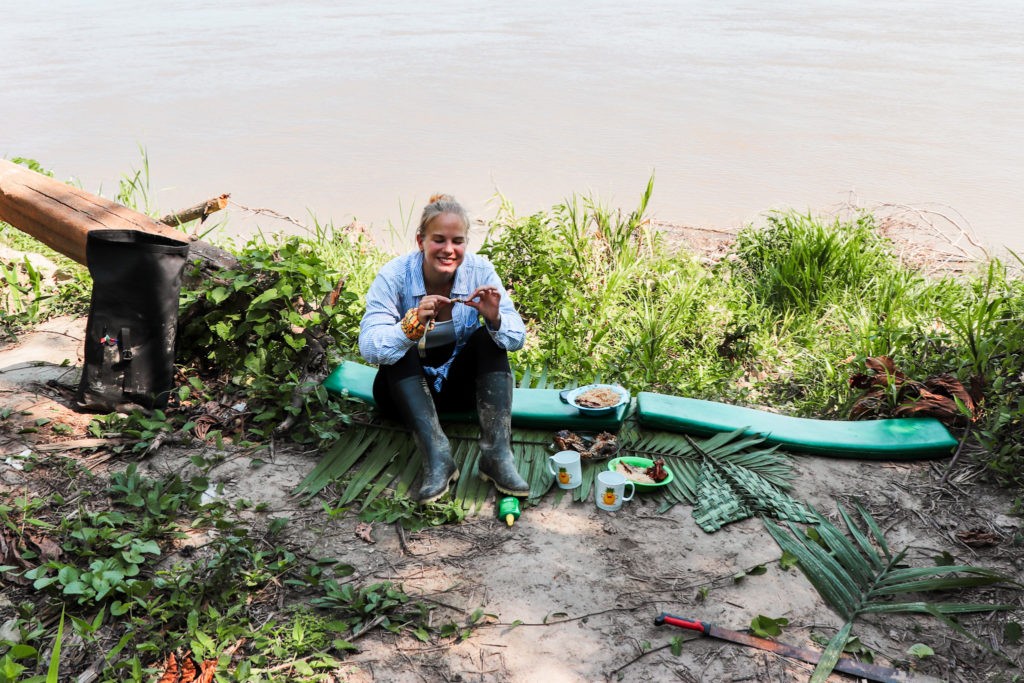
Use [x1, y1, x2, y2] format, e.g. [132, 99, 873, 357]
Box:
[765, 518, 862, 618]
[295, 425, 381, 497]
[450, 437, 484, 513]
[338, 430, 409, 505]
[765, 502, 1016, 682]
[836, 504, 885, 571]
[662, 458, 702, 504]
[854, 500, 893, 559]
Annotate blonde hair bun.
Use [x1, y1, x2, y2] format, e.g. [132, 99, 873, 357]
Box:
[417, 194, 469, 238]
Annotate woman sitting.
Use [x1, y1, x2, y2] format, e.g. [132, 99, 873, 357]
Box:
[358, 194, 530, 503]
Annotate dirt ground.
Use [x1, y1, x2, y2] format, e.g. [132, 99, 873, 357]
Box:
[2, 316, 1023, 683]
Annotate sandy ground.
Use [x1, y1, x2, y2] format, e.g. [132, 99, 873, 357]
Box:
[2, 317, 1023, 682]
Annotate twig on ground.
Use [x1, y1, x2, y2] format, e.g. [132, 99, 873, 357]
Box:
[32, 438, 128, 452]
[486, 599, 666, 628]
[940, 427, 972, 485]
[142, 429, 172, 458]
[349, 615, 388, 642]
[608, 642, 675, 679]
[395, 521, 414, 556]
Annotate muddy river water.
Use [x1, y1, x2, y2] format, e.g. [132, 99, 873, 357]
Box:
[3, 1, 1022, 253]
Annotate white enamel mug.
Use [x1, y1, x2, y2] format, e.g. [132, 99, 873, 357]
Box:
[595, 470, 635, 511]
[547, 450, 582, 489]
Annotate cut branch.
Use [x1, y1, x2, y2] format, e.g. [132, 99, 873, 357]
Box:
[159, 193, 230, 228]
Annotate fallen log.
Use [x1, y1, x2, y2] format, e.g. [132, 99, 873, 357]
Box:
[0, 159, 237, 271]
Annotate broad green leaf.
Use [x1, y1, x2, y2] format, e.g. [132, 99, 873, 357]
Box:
[750, 615, 788, 638]
[907, 643, 934, 658]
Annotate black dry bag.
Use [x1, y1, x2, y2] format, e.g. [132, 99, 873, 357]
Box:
[75, 229, 190, 412]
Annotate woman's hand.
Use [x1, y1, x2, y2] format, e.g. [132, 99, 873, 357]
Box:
[464, 286, 502, 329]
[417, 295, 452, 325]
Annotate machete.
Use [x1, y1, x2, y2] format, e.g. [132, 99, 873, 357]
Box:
[655, 613, 918, 682]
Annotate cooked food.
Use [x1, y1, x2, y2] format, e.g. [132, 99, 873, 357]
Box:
[552, 430, 619, 460]
[616, 461, 656, 485]
[645, 458, 669, 482]
[554, 429, 587, 453]
[588, 431, 619, 459]
[616, 458, 669, 484]
[575, 386, 623, 408]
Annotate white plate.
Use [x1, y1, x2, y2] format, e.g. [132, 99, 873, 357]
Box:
[563, 384, 629, 416]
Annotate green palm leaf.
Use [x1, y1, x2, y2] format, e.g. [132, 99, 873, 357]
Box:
[873, 565, 1013, 590]
[296, 425, 380, 496]
[854, 500, 892, 559]
[360, 443, 416, 508]
[765, 519, 860, 617]
[765, 502, 1016, 682]
[803, 510, 878, 589]
[836, 504, 885, 571]
[860, 601, 1015, 615]
[650, 433, 808, 531]
[811, 621, 854, 683]
[338, 430, 409, 505]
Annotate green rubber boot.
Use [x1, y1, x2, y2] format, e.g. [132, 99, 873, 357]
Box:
[393, 376, 459, 503]
[476, 371, 530, 496]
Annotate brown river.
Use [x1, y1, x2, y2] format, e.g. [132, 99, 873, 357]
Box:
[3, 1, 1023, 254]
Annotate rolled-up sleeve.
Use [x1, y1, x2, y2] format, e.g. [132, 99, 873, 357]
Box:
[482, 263, 526, 352]
[358, 264, 415, 365]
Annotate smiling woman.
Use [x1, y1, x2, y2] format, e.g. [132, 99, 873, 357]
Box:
[357, 194, 530, 503]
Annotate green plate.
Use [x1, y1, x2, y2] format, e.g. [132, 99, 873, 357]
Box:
[607, 456, 674, 492]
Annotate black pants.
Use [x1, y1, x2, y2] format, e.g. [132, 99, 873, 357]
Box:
[372, 327, 511, 418]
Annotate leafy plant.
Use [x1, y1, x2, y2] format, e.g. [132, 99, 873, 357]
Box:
[176, 235, 363, 441]
[359, 492, 466, 531]
[765, 501, 1017, 682]
[309, 580, 430, 641]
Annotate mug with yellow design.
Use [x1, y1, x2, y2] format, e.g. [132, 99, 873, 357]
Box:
[595, 470, 634, 511]
[547, 450, 582, 489]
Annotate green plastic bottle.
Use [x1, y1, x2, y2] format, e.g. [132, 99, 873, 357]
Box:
[497, 497, 521, 527]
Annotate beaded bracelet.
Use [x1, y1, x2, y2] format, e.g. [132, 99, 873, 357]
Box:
[401, 308, 427, 340]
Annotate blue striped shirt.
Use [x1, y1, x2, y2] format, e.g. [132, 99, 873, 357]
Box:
[358, 250, 526, 388]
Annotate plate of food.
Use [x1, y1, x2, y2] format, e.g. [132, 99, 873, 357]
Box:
[607, 456, 674, 492]
[561, 384, 630, 416]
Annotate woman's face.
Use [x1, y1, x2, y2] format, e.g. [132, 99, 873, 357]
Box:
[417, 212, 467, 282]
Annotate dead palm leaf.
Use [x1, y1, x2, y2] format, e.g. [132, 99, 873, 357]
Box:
[765, 502, 1017, 682]
[848, 357, 977, 427]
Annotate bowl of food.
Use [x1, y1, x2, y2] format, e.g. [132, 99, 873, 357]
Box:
[561, 384, 630, 417]
[607, 456, 674, 492]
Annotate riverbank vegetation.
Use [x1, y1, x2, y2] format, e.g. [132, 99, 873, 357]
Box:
[2, 164, 1022, 679]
